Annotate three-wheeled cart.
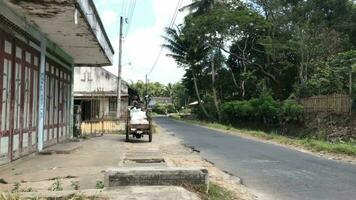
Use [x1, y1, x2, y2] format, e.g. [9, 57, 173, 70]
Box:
[125, 108, 152, 142]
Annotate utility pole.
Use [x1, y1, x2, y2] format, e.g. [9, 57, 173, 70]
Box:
[117, 16, 123, 119]
[145, 74, 148, 109]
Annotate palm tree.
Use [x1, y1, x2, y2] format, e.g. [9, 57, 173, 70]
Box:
[180, 0, 224, 15]
[163, 27, 211, 119]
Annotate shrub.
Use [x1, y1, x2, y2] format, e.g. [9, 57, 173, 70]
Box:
[250, 95, 280, 122]
[280, 100, 304, 122]
[221, 100, 254, 122]
[221, 95, 304, 126]
[152, 103, 175, 114]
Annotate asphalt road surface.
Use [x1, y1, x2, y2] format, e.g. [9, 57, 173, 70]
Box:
[154, 116, 356, 200]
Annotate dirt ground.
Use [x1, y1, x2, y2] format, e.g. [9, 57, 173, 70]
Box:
[0, 131, 255, 200]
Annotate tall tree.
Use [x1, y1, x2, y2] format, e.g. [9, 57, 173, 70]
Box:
[163, 27, 211, 119]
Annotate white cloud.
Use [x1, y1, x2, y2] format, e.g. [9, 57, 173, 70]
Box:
[104, 0, 191, 85]
[101, 10, 118, 29]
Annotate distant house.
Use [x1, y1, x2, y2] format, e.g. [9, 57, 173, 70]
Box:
[149, 97, 173, 107]
[73, 67, 130, 120]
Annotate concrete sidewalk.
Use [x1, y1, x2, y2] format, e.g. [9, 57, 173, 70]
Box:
[0, 135, 201, 200]
[19, 187, 200, 200]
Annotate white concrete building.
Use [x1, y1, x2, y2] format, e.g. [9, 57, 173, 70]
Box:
[73, 67, 129, 120]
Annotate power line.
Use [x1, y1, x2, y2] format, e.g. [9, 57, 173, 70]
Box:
[147, 0, 183, 76]
[124, 0, 137, 37]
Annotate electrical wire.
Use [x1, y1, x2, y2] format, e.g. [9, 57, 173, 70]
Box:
[124, 0, 137, 37]
[147, 0, 183, 76]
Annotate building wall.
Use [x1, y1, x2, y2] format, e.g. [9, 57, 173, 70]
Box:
[73, 67, 129, 119]
[73, 67, 128, 96]
[0, 19, 73, 164]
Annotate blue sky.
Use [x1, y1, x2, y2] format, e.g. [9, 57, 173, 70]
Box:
[93, 0, 191, 84]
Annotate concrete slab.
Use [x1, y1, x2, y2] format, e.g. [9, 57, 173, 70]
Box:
[123, 149, 167, 167]
[105, 167, 209, 187]
[18, 187, 200, 200]
[38, 142, 82, 155]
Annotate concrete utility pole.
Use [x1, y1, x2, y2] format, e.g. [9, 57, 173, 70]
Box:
[145, 74, 148, 109]
[117, 16, 123, 119]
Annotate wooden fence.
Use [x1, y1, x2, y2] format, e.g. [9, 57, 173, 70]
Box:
[299, 93, 352, 114]
[81, 119, 125, 135]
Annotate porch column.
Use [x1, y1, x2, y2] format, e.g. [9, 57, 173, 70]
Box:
[69, 64, 74, 138]
[37, 40, 46, 151]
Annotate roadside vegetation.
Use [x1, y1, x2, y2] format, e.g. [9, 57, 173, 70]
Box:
[151, 0, 356, 149]
[128, 1, 356, 154]
[183, 183, 235, 200]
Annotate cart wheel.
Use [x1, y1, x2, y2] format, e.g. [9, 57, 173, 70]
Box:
[149, 131, 152, 142]
[126, 125, 130, 142]
[148, 125, 152, 142]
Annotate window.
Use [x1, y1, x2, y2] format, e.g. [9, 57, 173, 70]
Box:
[109, 97, 117, 112]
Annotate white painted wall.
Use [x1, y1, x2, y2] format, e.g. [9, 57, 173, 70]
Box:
[73, 67, 128, 95]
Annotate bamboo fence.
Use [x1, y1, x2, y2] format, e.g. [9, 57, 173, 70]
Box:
[299, 93, 352, 114]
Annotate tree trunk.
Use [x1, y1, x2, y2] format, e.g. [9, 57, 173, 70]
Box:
[241, 60, 247, 99]
[211, 62, 222, 121]
[227, 65, 240, 92]
[192, 72, 210, 119]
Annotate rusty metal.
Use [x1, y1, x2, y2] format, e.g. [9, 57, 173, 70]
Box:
[0, 28, 72, 161]
[0, 30, 41, 160]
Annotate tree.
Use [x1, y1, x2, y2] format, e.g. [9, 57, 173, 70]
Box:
[180, 0, 223, 15]
[163, 26, 211, 119]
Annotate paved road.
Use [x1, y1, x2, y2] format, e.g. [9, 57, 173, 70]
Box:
[154, 117, 356, 200]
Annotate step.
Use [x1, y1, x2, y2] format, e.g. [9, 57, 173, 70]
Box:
[105, 167, 209, 187]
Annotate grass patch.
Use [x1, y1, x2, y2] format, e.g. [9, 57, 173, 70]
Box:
[204, 184, 235, 200]
[0, 193, 19, 200]
[183, 183, 234, 200]
[173, 118, 356, 156]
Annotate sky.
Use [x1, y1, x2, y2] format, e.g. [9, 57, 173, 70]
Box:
[93, 0, 191, 85]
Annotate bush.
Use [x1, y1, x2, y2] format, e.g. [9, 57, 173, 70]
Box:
[280, 100, 304, 122]
[250, 95, 280, 123]
[221, 100, 253, 121]
[221, 95, 304, 126]
[152, 103, 175, 114]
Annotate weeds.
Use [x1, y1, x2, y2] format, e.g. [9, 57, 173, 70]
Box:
[182, 183, 234, 200]
[95, 181, 104, 189]
[71, 181, 80, 190]
[0, 193, 20, 200]
[48, 178, 63, 191]
[11, 183, 20, 193]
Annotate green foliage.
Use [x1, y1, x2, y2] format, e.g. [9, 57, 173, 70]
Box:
[10, 182, 35, 193]
[0, 193, 20, 200]
[221, 95, 304, 125]
[164, 0, 355, 133]
[298, 50, 356, 97]
[48, 178, 63, 191]
[280, 100, 304, 122]
[11, 183, 20, 193]
[250, 95, 280, 123]
[221, 100, 253, 120]
[152, 103, 175, 114]
[130, 81, 170, 98]
[171, 82, 189, 110]
[205, 183, 235, 200]
[95, 181, 104, 189]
